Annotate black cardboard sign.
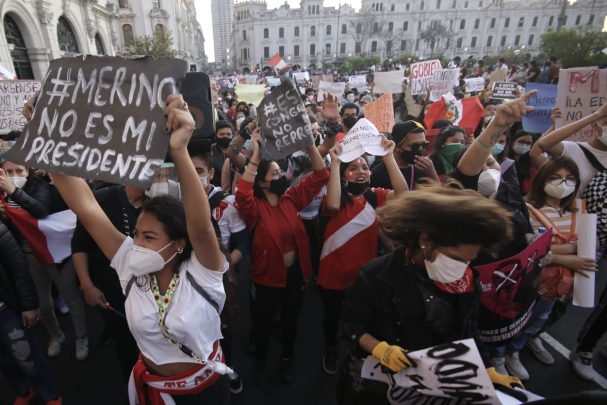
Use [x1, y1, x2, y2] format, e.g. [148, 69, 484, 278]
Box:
[0, 56, 187, 188]
[258, 78, 314, 160]
[491, 82, 517, 100]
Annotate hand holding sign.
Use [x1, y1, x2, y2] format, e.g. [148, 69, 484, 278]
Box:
[492, 90, 537, 127]
[338, 118, 388, 162]
[165, 94, 195, 151]
[328, 142, 343, 165]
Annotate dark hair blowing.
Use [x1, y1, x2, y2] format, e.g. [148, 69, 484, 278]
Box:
[253, 158, 273, 201]
[526, 157, 581, 212]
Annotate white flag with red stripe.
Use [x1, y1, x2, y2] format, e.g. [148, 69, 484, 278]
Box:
[268, 53, 288, 70]
[3, 202, 76, 265]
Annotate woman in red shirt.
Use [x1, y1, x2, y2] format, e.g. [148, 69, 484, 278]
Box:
[317, 137, 408, 375]
[235, 130, 329, 387]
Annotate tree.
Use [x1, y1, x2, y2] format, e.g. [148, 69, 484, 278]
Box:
[123, 28, 176, 58]
[347, 7, 376, 56]
[341, 56, 380, 72]
[540, 28, 607, 68]
[419, 22, 453, 55]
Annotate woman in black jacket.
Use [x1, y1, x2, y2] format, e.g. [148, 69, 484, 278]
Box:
[0, 223, 63, 404]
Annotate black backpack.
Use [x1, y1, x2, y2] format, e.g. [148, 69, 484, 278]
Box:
[579, 145, 607, 248]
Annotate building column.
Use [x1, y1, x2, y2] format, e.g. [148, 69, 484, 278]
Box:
[27, 48, 50, 80]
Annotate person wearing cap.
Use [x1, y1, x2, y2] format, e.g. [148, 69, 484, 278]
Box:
[370, 121, 439, 191]
[358, 95, 373, 117]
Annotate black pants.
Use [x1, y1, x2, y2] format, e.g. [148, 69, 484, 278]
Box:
[302, 218, 321, 276]
[250, 262, 305, 361]
[578, 282, 607, 352]
[318, 287, 345, 349]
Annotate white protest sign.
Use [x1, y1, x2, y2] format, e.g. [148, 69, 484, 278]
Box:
[266, 77, 281, 87]
[317, 80, 346, 102]
[464, 77, 486, 92]
[430, 69, 460, 101]
[0, 62, 16, 80]
[362, 339, 499, 405]
[372, 70, 404, 94]
[338, 118, 387, 162]
[349, 75, 368, 92]
[410, 60, 443, 95]
[556, 67, 606, 142]
[293, 72, 310, 84]
[245, 75, 258, 84]
[0, 80, 41, 134]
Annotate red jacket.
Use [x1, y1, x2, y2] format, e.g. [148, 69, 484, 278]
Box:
[235, 168, 329, 287]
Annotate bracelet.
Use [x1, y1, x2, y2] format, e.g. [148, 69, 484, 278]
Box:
[248, 160, 259, 166]
[244, 167, 257, 176]
[229, 138, 244, 154]
[475, 138, 493, 151]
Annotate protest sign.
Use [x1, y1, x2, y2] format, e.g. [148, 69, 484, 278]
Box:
[349, 74, 368, 92]
[0, 62, 16, 80]
[322, 74, 334, 83]
[476, 230, 552, 346]
[0, 80, 41, 134]
[266, 77, 281, 87]
[373, 70, 405, 94]
[430, 69, 459, 101]
[317, 80, 346, 102]
[293, 72, 310, 84]
[210, 79, 219, 105]
[522, 83, 557, 133]
[311, 75, 322, 91]
[491, 82, 518, 100]
[258, 78, 314, 160]
[245, 75, 258, 84]
[489, 70, 508, 86]
[555, 67, 606, 142]
[362, 339, 499, 404]
[364, 93, 394, 133]
[235, 83, 266, 106]
[464, 77, 486, 93]
[410, 60, 442, 95]
[338, 118, 387, 162]
[0, 56, 187, 189]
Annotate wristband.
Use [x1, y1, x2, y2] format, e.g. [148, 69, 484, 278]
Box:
[244, 167, 257, 176]
[248, 160, 259, 166]
[229, 139, 244, 154]
[475, 138, 493, 151]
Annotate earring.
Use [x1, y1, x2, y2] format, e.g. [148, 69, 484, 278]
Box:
[177, 248, 184, 254]
[421, 246, 425, 249]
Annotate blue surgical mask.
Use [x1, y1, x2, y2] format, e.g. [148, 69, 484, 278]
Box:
[492, 144, 505, 155]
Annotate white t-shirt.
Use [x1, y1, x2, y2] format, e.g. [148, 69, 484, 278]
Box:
[561, 141, 607, 197]
[208, 187, 247, 246]
[110, 237, 228, 365]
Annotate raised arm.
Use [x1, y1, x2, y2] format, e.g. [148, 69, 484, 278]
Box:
[166, 94, 223, 271]
[225, 120, 256, 171]
[530, 108, 561, 169]
[458, 90, 537, 176]
[325, 144, 343, 214]
[382, 139, 408, 200]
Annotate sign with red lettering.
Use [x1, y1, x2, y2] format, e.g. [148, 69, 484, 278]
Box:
[410, 60, 442, 95]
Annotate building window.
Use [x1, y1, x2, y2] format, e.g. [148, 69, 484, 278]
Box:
[3, 15, 34, 79]
[460, 19, 465, 29]
[295, 26, 300, 37]
[474, 19, 480, 29]
[406, 4, 410, 11]
[504, 17, 510, 28]
[356, 23, 362, 34]
[242, 48, 249, 60]
[490, 18, 496, 28]
[479, 0, 483, 6]
[421, 1, 424, 10]
[279, 46, 284, 57]
[391, 4, 395, 11]
[242, 30, 247, 40]
[403, 21, 409, 31]
[386, 40, 392, 52]
[400, 39, 407, 51]
[152, 0, 160, 8]
[528, 34, 534, 45]
[532, 16, 538, 27]
[155, 24, 165, 33]
[264, 46, 269, 58]
[548, 16, 554, 26]
[575, 15, 581, 26]
[311, 26, 316, 37]
[452, 0, 456, 7]
[119, 0, 129, 7]
[436, 0, 441, 9]
[486, 36, 492, 47]
[418, 21, 422, 30]
[471, 36, 477, 48]
[263, 28, 269, 38]
[279, 27, 284, 38]
[415, 38, 419, 50]
[518, 17, 524, 27]
[464, 1, 468, 8]
[325, 43, 331, 55]
[371, 41, 377, 52]
[388, 22, 393, 32]
[310, 43, 316, 55]
[342, 24, 347, 34]
[355, 41, 361, 53]
[456, 37, 463, 48]
[563, 16, 568, 25]
[95, 34, 105, 55]
[57, 17, 80, 53]
[294, 45, 300, 56]
[122, 24, 133, 44]
[327, 25, 331, 35]
[514, 35, 520, 46]
[373, 22, 379, 33]
[589, 15, 595, 25]
[316, 5, 320, 14]
[500, 35, 507, 46]
[340, 42, 346, 54]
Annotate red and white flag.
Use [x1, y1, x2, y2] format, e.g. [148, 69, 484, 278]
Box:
[268, 53, 288, 70]
[3, 202, 76, 265]
[424, 93, 484, 131]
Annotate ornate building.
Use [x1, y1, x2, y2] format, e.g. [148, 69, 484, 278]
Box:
[230, 0, 607, 73]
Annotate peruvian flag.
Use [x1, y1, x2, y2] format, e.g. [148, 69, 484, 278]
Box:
[0, 62, 17, 80]
[2, 202, 76, 265]
[268, 53, 288, 70]
[424, 93, 484, 131]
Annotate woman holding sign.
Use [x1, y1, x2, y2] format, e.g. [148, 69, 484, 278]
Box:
[50, 95, 232, 404]
[235, 129, 329, 387]
[316, 135, 407, 375]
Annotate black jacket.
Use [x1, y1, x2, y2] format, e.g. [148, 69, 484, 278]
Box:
[0, 223, 38, 312]
[342, 245, 491, 367]
[8, 174, 52, 219]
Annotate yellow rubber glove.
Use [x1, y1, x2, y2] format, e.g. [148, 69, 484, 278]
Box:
[371, 341, 415, 372]
[487, 367, 527, 402]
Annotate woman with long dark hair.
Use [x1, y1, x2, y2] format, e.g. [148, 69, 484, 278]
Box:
[428, 126, 466, 179]
[506, 129, 537, 195]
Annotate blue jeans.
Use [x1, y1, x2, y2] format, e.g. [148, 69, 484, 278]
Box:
[0, 307, 59, 402]
[490, 299, 556, 358]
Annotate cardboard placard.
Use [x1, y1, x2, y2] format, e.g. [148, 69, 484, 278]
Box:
[322, 74, 334, 83]
[293, 72, 310, 84]
[258, 78, 314, 160]
[363, 93, 395, 133]
[491, 82, 518, 100]
[0, 80, 41, 134]
[464, 77, 486, 93]
[410, 60, 442, 95]
[430, 68, 459, 101]
[338, 118, 387, 162]
[522, 83, 558, 134]
[317, 81, 346, 102]
[489, 70, 508, 86]
[477, 231, 552, 345]
[235, 83, 266, 106]
[348, 74, 368, 92]
[555, 67, 607, 142]
[311, 75, 322, 91]
[362, 339, 499, 404]
[245, 75, 259, 84]
[0, 56, 187, 189]
[373, 70, 405, 94]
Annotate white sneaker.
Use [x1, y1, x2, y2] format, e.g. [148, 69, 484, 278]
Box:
[526, 337, 554, 365]
[570, 347, 594, 381]
[76, 336, 89, 361]
[47, 333, 66, 358]
[505, 352, 530, 380]
[492, 357, 508, 376]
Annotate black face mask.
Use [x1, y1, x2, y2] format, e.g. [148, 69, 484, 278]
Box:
[346, 181, 369, 196]
[342, 116, 358, 131]
[216, 137, 232, 148]
[400, 149, 423, 165]
[237, 109, 249, 116]
[269, 175, 289, 196]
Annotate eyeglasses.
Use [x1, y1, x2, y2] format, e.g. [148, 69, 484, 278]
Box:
[515, 141, 533, 146]
[406, 141, 430, 151]
[548, 177, 577, 187]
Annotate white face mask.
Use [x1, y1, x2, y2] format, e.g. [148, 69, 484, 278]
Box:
[145, 182, 169, 198]
[544, 181, 576, 199]
[200, 174, 209, 187]
[425, 252, 469, 284]
[236, 117, 245, 126]
[477, 169, 501, 196]
[598, 125, 607, 147]
[128, 241, 176, 276]
[483, 116, 493, 124]
[9, 176, 27, 189]
[347, 95, 355, 102]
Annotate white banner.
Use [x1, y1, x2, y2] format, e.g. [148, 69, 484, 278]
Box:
[317, 80, 346, 102]
[338, 118, 387, 162]
[430, 69, 460, 101]
[373, 70, 405, 94]
[464, 77, 486, 93]
[293, 72, 310, 83]
[410, 60, 443, 95]
[0, 80, 41, 134]
[349, 74, 368, 92]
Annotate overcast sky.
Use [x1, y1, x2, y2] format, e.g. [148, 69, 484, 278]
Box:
[195, 0, 363, 63]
